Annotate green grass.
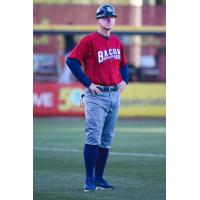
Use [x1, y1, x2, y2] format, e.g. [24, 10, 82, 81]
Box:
[34, 117, 166, 200]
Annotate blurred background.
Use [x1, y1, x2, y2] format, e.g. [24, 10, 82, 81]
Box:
[33, 0, 166, 118]
[33, 1, 166, 199]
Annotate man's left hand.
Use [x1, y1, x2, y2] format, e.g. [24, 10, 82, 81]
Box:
[117, 81, 127, 93]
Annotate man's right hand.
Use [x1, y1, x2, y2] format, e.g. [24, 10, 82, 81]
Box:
[89, 83, 102, 95]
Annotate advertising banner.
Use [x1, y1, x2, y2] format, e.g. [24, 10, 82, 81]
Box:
[33, 83, 85, 116]
[33, 83, 165, 117]
[119, 83, 166, 117]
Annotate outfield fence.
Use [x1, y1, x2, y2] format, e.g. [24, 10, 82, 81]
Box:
[33, 83, 165, 117]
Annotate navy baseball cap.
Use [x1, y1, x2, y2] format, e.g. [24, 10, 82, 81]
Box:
[96, 4, 117, 19]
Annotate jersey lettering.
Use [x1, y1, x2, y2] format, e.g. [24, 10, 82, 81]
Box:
[69, 32, 127, 85]
[104, 50, 108, 57]
[109, 49, 113, 56]
[98, 51, 104, 63]
[98, 48, 121, 63]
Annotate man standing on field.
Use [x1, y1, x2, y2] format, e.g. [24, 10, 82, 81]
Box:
[66, 4, 128, 191]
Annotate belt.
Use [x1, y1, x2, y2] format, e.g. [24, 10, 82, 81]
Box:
[97, 85, 118, 92]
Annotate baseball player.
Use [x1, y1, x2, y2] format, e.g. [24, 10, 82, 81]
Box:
[66, 4, 128, 192]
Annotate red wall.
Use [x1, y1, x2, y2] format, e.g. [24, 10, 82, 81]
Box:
[33, 4, 165, 25]
[33, 5, 165, 54]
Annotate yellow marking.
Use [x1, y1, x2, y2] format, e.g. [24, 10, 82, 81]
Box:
[33, 24, 166, 33]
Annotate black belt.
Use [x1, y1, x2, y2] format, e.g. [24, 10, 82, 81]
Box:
[97, 85, 118, 92]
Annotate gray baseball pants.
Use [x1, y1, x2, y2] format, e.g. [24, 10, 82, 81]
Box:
[84, 88, 120, 148]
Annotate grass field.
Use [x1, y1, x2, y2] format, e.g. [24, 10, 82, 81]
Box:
[33, 117, 166, 200]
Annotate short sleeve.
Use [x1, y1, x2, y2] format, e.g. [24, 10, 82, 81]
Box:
[120, 42, 127, 67]
[69, 36, 90, 65]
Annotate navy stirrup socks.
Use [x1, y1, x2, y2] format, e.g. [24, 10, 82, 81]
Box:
[84, 144, 99, 179]
[95, 147, 109, 179]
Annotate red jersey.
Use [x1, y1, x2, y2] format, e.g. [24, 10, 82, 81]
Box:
[69, 32, 127, 86]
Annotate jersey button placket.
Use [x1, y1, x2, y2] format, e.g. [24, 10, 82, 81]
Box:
[106, 39, 112, 83]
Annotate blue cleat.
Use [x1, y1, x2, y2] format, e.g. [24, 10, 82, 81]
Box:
[94, 178, 114, 190]
[84, 177, 97, 192]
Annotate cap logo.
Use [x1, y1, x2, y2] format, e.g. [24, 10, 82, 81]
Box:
[106, 7, 112, 12]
